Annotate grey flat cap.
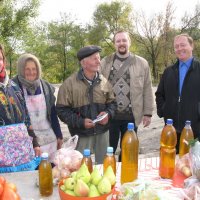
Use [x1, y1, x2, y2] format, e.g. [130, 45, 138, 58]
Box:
[77, 45, 102, 61]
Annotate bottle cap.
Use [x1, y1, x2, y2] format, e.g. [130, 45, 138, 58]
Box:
[185, 120, 191, 125]
[107, 147, 113, 153]
[166, 119, 173, 125]
[41, 152, 48, 159]
[127, 123, 134, 130]
[83, 149, 90, 156]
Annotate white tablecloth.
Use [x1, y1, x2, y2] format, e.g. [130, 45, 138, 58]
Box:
[1, 157, 183, 200]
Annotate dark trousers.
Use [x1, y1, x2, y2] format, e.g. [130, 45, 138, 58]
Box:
[109, 119, 137, 161]
[176, 132, 181, 154]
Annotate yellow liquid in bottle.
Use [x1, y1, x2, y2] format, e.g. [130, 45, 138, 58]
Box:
[121, 125, 139, 184]
[103, 153, 116, 175]
[179, 123, 194, 157]
[159, 120, 177, 179]
[81, 157, 93, 173]
[39, 158, 53, 196]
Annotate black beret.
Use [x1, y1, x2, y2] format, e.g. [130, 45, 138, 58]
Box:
[77, 45, 102, 61]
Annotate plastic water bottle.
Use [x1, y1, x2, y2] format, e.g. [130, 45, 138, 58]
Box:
[159, 119, 177, 179]
[179, 120, 194, 157]
[81, 149, 93, 173]
[39, 152, 53, 196]
[103, 147, 116, 175]
[121, 123, 139, 184]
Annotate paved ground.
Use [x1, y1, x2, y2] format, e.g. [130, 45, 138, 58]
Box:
[54, 85, 164, 158]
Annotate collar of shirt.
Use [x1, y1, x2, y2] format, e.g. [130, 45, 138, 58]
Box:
[179, 57, 193, 70]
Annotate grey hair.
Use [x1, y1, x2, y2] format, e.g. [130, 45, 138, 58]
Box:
[17, 53, 42, 79]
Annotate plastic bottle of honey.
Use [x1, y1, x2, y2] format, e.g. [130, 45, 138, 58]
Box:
[159, 119, 177, 179]
[81, 149, 93, 173]
[103, 147, 116, 175]
[121, 123, 139, 184]
[179, 120, 194, 158]
[39, 152, 53, 196]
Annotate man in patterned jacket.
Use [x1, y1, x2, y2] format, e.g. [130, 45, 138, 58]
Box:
[101, 30, 154, 161]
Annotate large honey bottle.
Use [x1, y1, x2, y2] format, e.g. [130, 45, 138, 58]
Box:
[81, 149, 93, 173]
[103, 147, 116, 175]
[179, 120, 194, 158]
[39, 152, 53, 196]
[121, 123, 139, 184]
[159, 119, 177, 179]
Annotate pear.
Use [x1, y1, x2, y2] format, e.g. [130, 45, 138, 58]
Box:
[97, 177, 111, 195]
[103, 165, 116, 186]
[76, 163, 91, 183]
[60, 184, 66, 191]
[74, 179, 89, 197]
[65, 190, 76, 196]
[90, 166, 102, 186]
[70, 171, 77, 179]
[88, 184, 100, 197]
[64, 177, 76, 190]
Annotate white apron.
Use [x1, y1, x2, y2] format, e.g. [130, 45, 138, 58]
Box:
[23, 83, 57, 161]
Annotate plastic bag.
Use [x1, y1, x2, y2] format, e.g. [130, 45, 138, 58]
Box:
[52, 135, 83, 180]
[176, 153, 192, 177]
[179, 179, 200, 200]
[62, 135, 79, 150]
[189, 140, 200, 179]
[117, 179, 172, 200]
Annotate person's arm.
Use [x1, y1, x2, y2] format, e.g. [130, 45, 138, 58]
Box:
[56, 78, 87, 129]
[50, 105, 63, 149]
[56, 104, 85, 129]
[155, 72, 166, 118]
[51, 105, 63, 139]
[142, 61, 154, 118]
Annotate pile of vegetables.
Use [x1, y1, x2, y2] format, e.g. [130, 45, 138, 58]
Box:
[0, 176, 20, 200]
[52, 148, 83, 180]
[189, 139, 200, 179]
[176, 154, 192, 178]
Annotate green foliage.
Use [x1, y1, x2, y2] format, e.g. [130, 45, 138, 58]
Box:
[1, 0, 200, 83]
[0, 0, 40, 77]
[46, 14, 85, 81]
[88, 0, 134, 54]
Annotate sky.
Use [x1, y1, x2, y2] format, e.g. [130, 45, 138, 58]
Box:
[37, 0, 200, 25]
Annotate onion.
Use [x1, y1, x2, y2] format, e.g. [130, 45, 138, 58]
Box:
[61, 157, 71, 169]
[52, 166, 61, 179]
[60, 168, 71, 179]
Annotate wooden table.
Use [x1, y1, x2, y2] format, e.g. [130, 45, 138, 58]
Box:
[1, 157, 183, 200]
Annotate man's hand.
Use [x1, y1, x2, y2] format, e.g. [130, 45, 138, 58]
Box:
[97, 112, 109, 125]
[34, 146, 41, 157]
[84, 118, 95, 129]
[57, 138, 63, 150]
[142, 116, 151, 127]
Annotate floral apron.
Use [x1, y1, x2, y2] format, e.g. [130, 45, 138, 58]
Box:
[23, 84, 57, 161]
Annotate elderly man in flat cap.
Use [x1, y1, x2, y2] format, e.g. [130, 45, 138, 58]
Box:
[56, 45, 117, 164]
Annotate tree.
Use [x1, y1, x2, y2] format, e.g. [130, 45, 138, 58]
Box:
[88, 0, 134, 55]
[131, 1, 176, 81]
[47, 14, 86, 81]
[0, 0, 40, 77]
[180, 3, 200, 58]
